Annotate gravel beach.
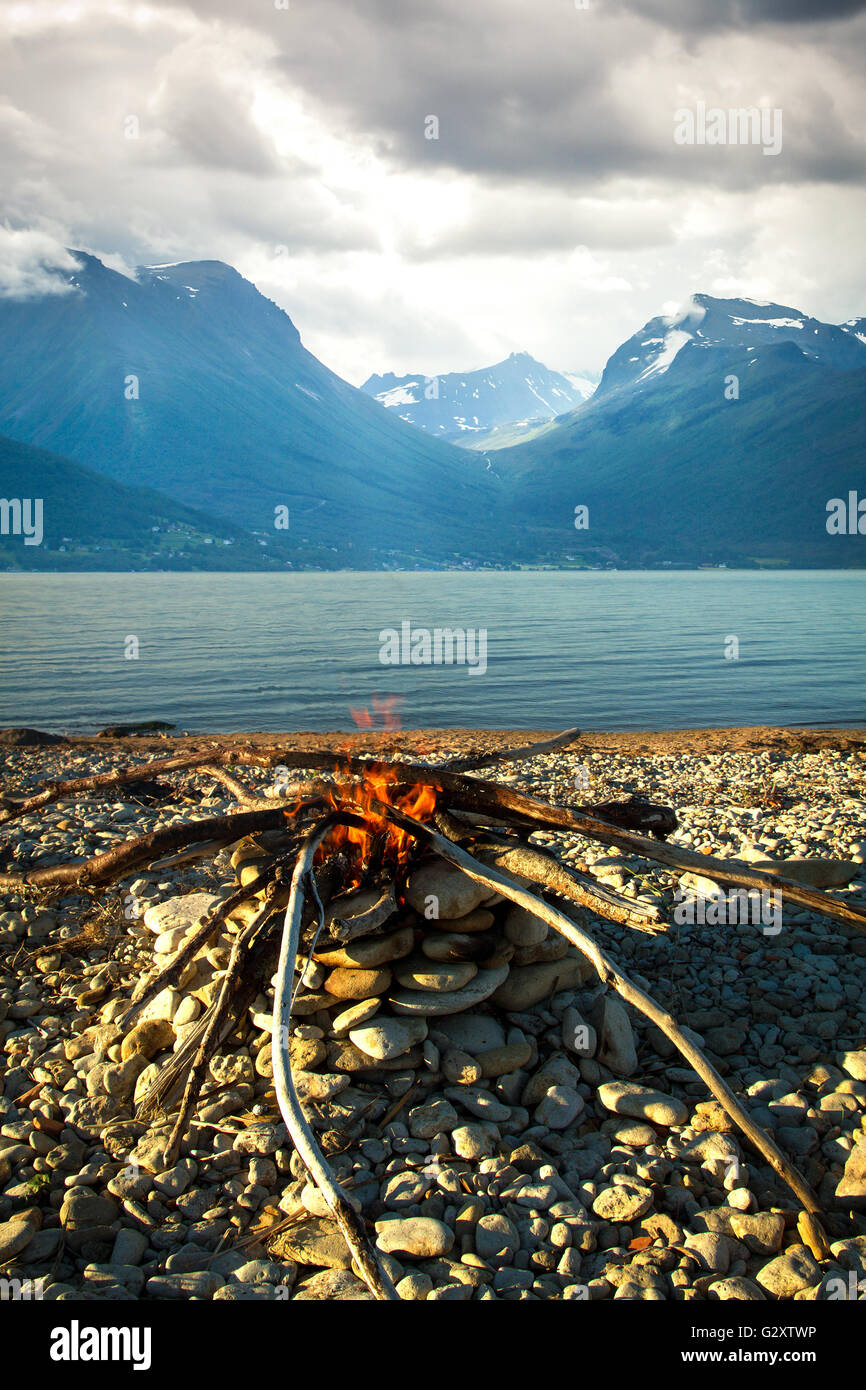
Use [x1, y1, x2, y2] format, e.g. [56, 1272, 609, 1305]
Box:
[1, 726, 865, 1303]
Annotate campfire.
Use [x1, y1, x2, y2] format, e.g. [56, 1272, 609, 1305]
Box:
[2, 727, 864, 1299]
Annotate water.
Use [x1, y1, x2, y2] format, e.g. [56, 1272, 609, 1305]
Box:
[0, 570, 863, 733]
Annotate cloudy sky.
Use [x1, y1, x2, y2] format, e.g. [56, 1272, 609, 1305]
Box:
[2, 0, 865, 383]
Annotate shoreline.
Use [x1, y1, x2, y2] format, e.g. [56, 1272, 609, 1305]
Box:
[10, 724, 865, 759]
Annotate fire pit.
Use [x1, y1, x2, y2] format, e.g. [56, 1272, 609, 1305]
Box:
[2, 728, 863, 1298]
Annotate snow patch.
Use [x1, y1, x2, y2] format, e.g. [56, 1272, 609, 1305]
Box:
[730, 315, 803, 329]
[636, 328, 693, 381]
[379, 384, 420, 408]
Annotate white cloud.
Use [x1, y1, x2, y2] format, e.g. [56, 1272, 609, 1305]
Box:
[0, 226, 80, 298]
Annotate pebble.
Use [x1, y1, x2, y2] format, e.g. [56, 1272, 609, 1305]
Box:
[491, 958, 590, 1011]
[729, 1212, 785, 1255]
[592, 1184, 654, 1223]
[475, 1213, 520, 1263]
[390, 963, 510, 1016]
[840, 1049, 866, 1082]
[477, 1041, 532, 1078]
[534, 1085, 584, 1129]
[323, 966, 392, 1001]
[597, 1081, 688, 1127]
[375, 1217, 455, 1259]
[143, 893, 222, 936]
[394, 956, 478, 993]
[330, 998, 382, 1033]
[349, 1017, 428, 1061]
[405, 862, 491, 919]
[503, 905, 549, 946]
[592, 996, 638, 1076]
[755, 1248, 823, 1298]
[835, 1141, 866, 1202]
[314, 925, 414, 969]
[452, 1123, 500, 1159]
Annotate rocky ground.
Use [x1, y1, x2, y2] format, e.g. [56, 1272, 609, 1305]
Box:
[1, 730, 865, 1303]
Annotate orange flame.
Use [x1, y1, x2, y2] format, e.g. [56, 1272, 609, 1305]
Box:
[285, 761, 439, 887]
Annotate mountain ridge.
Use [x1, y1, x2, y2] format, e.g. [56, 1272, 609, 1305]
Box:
[0, 259, 863, 570]
[0, 250, 505, 566]
[362, 350, 597, 447]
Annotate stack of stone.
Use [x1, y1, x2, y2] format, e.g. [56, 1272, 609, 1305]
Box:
[230, 840, 592, 1074]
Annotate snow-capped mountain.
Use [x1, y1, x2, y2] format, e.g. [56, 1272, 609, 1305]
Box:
[499, 289, 866, 568]
[362, 351, 597, 445]
[0, 252, 500, 565]
[597, 294, 866, 398]
[842, 317, 866, 346]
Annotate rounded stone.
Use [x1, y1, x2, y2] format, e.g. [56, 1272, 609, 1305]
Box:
[592, 1184, 653, 1223]
[430, 908, 495, 934]
[421, 931, 494, 961]
[475, 1213, 520, 1263]
[755, 1249, 822, 1298]
[442, 1048, 483, 1085]
[324, 966, 392, 1001]
[597, 1081, 688, 1127]
[143, 892, 222, 937]
[314, 926, 414, 971]
[503, 905, 548, 946]
[491, 958, 590, 1011]
[405, 862, 491, 920]
[394, 956, 478, 993]
[452, 1123, 499, 1160]
[534, 1085, 584, 1130]
[348, 1017, 428, 1061]
[375, 1217, 454, 1259]
[389, 963, 510, 1017]
[330, 998, 382, 1034]
[476, 1041, 533, 1078]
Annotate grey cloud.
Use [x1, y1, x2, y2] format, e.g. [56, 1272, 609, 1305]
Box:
[616, 0, 866, 30]
[254, 1, 866, 192]
[149, 72, 282, 177]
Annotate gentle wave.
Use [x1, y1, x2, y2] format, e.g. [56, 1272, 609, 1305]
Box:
[0, 570, 863, 733]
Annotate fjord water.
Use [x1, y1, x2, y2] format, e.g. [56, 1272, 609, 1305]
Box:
[0, 570, 863, 734]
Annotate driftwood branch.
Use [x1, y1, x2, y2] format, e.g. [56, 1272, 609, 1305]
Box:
[379, 801, 827, 1226]
[446, 725, 582, 772]
[0, 808, 292, 889]
[165, 884, 283, 1166]
[433, 777, 866, 932]
[200, 764, 259, 805]
[473, 841, 664, 933]
[271, 820, 399, 1301]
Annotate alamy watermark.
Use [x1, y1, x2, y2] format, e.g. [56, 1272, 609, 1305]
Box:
[674, 102, 783, 157]
[0, 1275, 45, 1300]
[826, 491, 866, 535]
[379, 621, 487, 676]
[0, 497, 43, 546]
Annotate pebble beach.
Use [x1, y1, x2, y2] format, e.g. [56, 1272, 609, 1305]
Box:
[1, 726, 866, 1303]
